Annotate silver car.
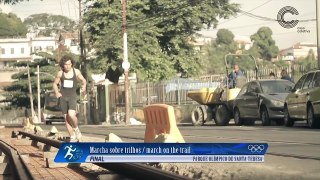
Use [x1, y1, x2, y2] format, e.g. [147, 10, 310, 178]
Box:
[234, 79, 294, 126]
[284, 70, 320, 128]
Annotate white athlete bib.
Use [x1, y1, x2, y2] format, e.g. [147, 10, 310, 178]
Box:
[63, 79, 74, 88]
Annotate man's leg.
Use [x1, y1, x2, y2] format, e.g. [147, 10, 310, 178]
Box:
[68, 99, 82, 141]
[60, 97, 75, 139]
[68, 110, 82, 141]
[65, 114, 76, 138]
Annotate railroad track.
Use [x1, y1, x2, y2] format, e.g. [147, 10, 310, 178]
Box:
[0, 139, 35, 180]
[17, 131, 190, 180]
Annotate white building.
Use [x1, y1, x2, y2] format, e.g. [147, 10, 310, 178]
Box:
[30, 36, 57, 60]
[278, 42, 318, 60]
[57, 32, 80, 55]
[0, 34, 81, 67]
[0, 38, 31, 67]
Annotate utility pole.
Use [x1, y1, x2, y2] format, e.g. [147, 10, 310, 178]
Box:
[79, 0, 89, 124]
[27, 64, 35, 122]
[37, 65, 41, 124]
[122, 0, 130, 125]
[316, 0, 320, 68]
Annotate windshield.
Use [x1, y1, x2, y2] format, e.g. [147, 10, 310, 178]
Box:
[260, 81, 294, 93]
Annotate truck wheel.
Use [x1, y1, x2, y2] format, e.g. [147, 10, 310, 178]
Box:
[191, 106, 205, 126]
[233, 108, 243, 126]
[214, 105, 230, 126]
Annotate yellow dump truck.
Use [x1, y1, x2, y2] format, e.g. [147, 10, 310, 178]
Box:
[187, 87, 241, 126]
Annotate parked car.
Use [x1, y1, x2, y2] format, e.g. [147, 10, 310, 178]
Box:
[233, 79, 294, 126]
[42, 91, 64, 125]
[284, 70, 320, 128]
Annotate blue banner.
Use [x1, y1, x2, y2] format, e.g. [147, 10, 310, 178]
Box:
[54, 143, 268, 163]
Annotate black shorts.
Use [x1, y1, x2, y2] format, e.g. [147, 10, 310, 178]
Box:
[59, 96, 77, 114]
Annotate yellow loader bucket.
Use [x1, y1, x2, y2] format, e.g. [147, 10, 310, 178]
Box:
[187, 87, 223, 105]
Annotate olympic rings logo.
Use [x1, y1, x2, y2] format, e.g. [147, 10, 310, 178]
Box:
[248, 145, 265, 153]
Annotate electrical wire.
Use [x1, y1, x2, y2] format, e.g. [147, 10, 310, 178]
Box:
[219, 0, 273, 25]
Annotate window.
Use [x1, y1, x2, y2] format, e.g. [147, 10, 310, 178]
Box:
[302, 73, 314, 89]
[21, 48, 24, 54]
[11, 48, 14, 54]
[261, 81, 294, 93]
[238, 83, 248, 96]
[1, 48, 5, 54]
[312, 72, 320, 87]
[46, 46, 54, 50]
[294, 74, 307, 90]
[70, 39, 77, 46]
[248, 82, 260, 93]
[34, 46, 41, 51]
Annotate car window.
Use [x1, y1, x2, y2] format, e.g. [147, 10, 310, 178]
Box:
[248, 82, 259, 93]
[302, 73, 314, 89]
[312, 71, 320, 87]
[294, 74, 307, 90]
[260, 81, 294, 93]
[238, 83, 248, 96]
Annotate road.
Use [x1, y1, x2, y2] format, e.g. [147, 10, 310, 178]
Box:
[40, 122, 320, 179]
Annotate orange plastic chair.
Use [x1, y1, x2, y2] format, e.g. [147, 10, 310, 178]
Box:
[143, 104, 185, 143]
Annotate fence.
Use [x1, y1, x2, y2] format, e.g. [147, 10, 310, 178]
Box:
[108, 79, 221, 107]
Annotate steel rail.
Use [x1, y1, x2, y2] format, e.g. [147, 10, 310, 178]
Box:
[18, 131, 191, 180]
[0, 139, 35, 180]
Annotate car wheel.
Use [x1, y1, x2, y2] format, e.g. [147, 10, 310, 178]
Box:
[261, 107, 271, 126]
[214, 105, 230, 126]
[284, 106, 294, 127]
[191, 106, 205, 126]
[307, 106, 319, 128]
[234, 108, 243, 126]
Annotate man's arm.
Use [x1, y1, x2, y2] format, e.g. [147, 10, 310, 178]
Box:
[75, 69, 87, 94]
[53, 71, 62, 98]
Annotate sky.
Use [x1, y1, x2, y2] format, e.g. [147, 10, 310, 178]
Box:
[0, 0, 80, 21]
[199, 0, 317, 49]
[0, 0, 317, 49]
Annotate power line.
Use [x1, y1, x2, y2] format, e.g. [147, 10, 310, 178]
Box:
[219, 0, 273, 25]
[239, 9, 316, 22]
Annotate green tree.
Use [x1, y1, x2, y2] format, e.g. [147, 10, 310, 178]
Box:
[0, 12, 27, 37]
[202, 29, 238, 74]
[23, 13, 76, 36]
[0, 0, 22, 4]
[249, 27, 279, 61]
[305, 49, 316, 62]
[2, 59, 60, 108]
[84, 0, 239, 82]
[216, 29, 234, 45]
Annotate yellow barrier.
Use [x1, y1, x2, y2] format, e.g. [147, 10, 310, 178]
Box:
[143, 104, 185, 143]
